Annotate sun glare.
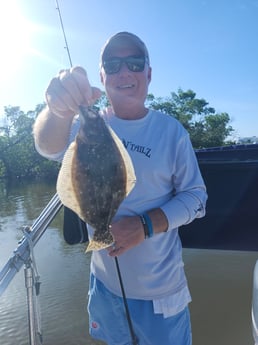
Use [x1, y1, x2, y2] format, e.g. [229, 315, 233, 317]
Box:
[0, 1, 34, 77]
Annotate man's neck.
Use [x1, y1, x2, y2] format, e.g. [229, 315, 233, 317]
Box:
[112, 105, 148, 120]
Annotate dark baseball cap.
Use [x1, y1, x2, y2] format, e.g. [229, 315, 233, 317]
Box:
[101, 32, 150, 64]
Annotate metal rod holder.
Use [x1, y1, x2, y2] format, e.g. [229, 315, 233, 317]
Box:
[0, 193, 63, 344]
[24, 261, 42, 345]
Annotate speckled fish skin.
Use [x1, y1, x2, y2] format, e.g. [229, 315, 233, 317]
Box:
[56, 106, 136, 251]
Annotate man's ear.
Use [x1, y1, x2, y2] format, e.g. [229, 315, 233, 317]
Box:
[147, 66, 152, 84]
[100, 70, 104, 85]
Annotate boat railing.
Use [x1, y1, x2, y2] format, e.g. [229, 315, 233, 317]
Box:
[1, 143, 258, 344]
[0, 193, 63, 345]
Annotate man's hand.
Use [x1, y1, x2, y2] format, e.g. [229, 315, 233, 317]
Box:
[107, 208, 168, 257]
[45, 66, 102, 118]
[108, 216, 145, 257]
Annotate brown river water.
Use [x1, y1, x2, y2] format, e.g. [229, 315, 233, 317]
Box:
[0, 181, 257, 345]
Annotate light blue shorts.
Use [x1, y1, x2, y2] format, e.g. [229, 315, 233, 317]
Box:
[87, 273, 192, 345]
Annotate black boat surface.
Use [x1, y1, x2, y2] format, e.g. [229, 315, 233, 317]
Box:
[179, 144, 258, 251]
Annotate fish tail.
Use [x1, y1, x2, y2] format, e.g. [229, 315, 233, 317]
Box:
[85, 239, 111, 252]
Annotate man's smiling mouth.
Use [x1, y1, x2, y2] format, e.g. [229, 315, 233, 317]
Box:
[117, 84, 135, 89]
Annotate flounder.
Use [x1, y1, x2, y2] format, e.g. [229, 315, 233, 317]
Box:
[56, 106, 136, 251]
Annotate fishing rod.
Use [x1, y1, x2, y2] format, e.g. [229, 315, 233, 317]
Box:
[55, 0, 72, 68]
[0, 4, 72, 343]
[55, 2, 138, 344]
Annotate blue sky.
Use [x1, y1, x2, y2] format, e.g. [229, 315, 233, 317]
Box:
[0, 0, 257, 139]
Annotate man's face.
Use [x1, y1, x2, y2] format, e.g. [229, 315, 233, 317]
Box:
[100, 46, 151, 113]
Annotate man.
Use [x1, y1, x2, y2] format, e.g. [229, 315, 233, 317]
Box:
[33, 32, 207, 345]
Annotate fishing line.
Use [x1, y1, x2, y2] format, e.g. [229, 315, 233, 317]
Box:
[54, 2, 138, 343]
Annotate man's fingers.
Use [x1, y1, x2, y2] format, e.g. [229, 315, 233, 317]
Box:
[45, 66, 102, 117]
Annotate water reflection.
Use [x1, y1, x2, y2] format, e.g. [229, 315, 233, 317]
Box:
[0, 180, 104, 345]
[0, 181, 257, 344]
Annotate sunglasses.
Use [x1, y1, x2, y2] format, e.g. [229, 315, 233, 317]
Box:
[102, 56, 147, 75]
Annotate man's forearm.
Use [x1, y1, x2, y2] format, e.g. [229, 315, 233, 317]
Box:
[33, 107, 74, 155]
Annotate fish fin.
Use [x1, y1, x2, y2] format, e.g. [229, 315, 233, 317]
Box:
[56, 142, 85, 221]
[108, 127, 136, 195]
[85, 239, 111, 252]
